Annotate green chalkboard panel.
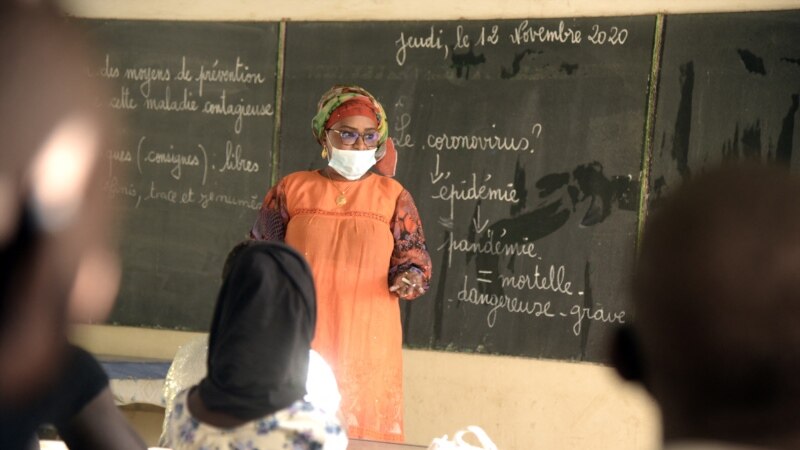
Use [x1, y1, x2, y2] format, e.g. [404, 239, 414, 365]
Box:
[79, 20, 279, 330]
[278, 17, 655, 362]
[650, 11, 800, 203]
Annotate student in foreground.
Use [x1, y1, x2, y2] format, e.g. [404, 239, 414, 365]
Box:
[612, 164, 800, 449]
[163, 241, 347, 450]
[0, 3, 145, 449]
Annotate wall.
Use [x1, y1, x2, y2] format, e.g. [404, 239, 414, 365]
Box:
[61, 1, 799, 449]
[71, 325, 658, 449]
[61, 0, 800, 20]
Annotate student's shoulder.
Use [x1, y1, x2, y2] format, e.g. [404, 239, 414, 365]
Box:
[275, 401, 347, 447]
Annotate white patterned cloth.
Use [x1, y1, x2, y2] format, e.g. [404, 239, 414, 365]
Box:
[163, 389, 347, 450]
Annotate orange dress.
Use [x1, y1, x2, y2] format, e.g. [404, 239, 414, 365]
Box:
[251, 170, 432, 442]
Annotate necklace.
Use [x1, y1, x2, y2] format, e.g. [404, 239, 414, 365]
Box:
[323, 169, 355, 206]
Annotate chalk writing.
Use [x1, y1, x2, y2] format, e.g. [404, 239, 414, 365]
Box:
[175, 56, 193, 81]
[107, 149, 133, 164]
[432, 173, 519, 203]
[477, 25, 500, 46]
[452, 275, 555, 328]
[219, 141, 260, 173]
[586, 25, 629, 45]
[499, 265, 574, 296]
[110, 86, 137, 110]
[569, 305, 626, 336]
[392, 21, 631, 68]
[141, 181, 261, 211]
[197, 191, 261, 210]
[92, 54, 273, 135]
[197, 57, 267, 96]
[395, 26, 449, 66]
[141, 142, 200, 181]
[98, 49, 273, 217]
[125, 66, 171, 97]
[440, 229, 538, 259]
[454, 24, 502, 49]
[143, 86, 198, 112]
[201, 90, 273, 134]
[103, 176, 137, 199]
[429, 154, 451, 184]
[394, 112, 415, 149]
[87, 54, 120, 79]
[510, 20, 582, 45]
[451, 274, 625, 335]
[427, 133, 532, 153]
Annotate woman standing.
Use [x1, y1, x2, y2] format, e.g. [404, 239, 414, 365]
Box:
[250, 85, 432, 442]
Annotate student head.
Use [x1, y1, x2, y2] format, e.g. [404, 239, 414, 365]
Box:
[613, 164, 800, 446]
[221, 239, 259, 282]
[0, 4, 118, 404]
[199, 241, 316, 420]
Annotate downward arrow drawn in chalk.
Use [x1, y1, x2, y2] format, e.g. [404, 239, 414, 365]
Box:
[430, 154, 450, 184]
[473, 205, 489, 233]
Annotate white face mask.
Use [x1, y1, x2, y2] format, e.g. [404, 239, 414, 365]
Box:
[327, 146, 377, 180]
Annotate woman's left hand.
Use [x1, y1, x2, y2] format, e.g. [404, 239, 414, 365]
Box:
[389, 270, 425, 299]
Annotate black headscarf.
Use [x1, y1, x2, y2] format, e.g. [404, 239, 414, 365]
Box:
[198, 241, 316, 420]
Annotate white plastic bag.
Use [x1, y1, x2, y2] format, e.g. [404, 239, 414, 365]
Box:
[428, 425, 499, 450]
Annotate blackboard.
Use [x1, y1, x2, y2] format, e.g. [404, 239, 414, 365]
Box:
[279, 18, 655, 362]
[649, 11, 800, 202]
[77, 12, 799, 362]
[78, 20, 279, 329]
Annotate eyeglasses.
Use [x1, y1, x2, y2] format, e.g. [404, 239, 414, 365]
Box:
[326, 128, 381, 147]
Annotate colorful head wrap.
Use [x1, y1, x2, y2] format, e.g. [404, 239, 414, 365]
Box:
[311, 85, 397, 177]
[324, 96, 379, 130]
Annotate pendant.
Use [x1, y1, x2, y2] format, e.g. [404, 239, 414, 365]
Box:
[336, 194, 347, 206]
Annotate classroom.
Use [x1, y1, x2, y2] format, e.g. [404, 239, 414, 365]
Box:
[21, 0, 800, 448]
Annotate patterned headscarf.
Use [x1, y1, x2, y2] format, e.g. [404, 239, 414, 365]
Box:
[311, 85, 388, 150]
[198, 241, 316, 420]
[311, 85, 397, 177]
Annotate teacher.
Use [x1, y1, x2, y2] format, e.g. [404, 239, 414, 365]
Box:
[250, 85, 432, 442]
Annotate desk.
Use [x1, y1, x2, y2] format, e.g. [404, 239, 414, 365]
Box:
[99, 358, 171, 407]
[44, 438, 423, 449]
[40, 441, 168, 450]
[349, 440, 426, 449]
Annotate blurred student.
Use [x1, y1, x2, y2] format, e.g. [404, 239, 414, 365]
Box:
[163, 241, 347, 449]
[0, 3, 145, 449]
[613, 164, 800, 449]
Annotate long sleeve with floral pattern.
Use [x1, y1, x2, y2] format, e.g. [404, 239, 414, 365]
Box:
[388, 189, 431, 299]
[250, 180, 288, 242]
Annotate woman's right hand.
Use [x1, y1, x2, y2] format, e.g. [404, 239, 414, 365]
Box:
[389, 270, 425, 299]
